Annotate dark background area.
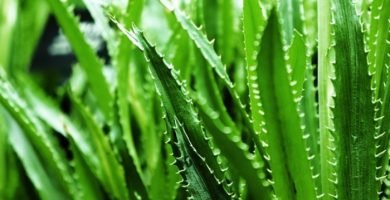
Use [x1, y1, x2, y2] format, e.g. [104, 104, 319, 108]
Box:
[30, 9, 109, 88]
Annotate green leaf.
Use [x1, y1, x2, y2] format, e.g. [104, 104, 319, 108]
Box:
[252, 9, 317, 199]
[163, 3, 257, 160]
[366, 1, 390, 186]
[302, 0, 317, 54]
[332, 0, 376, 199]
[278, 0, 303, 45]
[217, 0, 235, 65]
[243, 0, 272, 160]
[45, 0, 113, 120]
[166, 117, 231, 199]
[288, 30, 307, 98]
[120, 25, 232, 199]
[69, 139, 104, 200]
[7, 118, 66, 200]
[0, 79, 75, 200]
[318, 0, 337, 198]
[169, 7, 233, 87]
[368, 0, 390, 100]
[112, 0, 144, 176]
[69, 93, 129, 200]
[0, 0, 18, 72]
[196, 102, 272, 199]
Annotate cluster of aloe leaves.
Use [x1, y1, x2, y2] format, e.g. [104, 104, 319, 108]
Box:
[0, 0, 389, 199]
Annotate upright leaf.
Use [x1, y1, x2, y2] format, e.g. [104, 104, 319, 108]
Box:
[118, 25, 232, 199]
[70, 94, 129, 200]
[318, 0, 337, 198]
[45, 0, 113, 119]
[252, 9, 317, 199]
[332, 0, 376, 199]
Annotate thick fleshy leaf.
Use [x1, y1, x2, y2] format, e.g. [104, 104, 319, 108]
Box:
[251, 9, 317, 199]
[118, 25, 232, 199]
[332, 0, 376, 199]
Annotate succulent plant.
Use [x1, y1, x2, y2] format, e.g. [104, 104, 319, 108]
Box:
[0, 0, 389, 199]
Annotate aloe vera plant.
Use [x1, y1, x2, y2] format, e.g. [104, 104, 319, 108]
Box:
[0, 0, 389, 199]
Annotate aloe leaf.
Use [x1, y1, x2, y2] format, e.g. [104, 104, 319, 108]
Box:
[368, 0, 390, 100]
[289, 29, 322, 193]
[0, 0, 18, 71]
[367, 1, 390, 185]
[8, 0, 49, 73]
[163, 28, 194, 85]
[110, 93, 150, 199]
[166, 117, 231, 199]
[288, 32, 321, 190]
[0, 109, 7, 197]
[218, 0, 235, 65]
[355, 0, 371, 37]
[13, 76, 103, 182]
[0, 79, 77, 199]
[332, 0, 376, 199]
[149, 139, 181, 200]
[278, 0, 303, 45]
[119, 25, 232, 199]
[318, 0, 337, 198]
[45, 0, 113, 119]
[302, 0, 317, 54]
[254, 9, 317, 199]
[192, 53, 239, 136]
[168, 6, 233, 87]
[6, 117, 66, 200]
[198, 0, 219, 40]
[112, 0, 144, 175]
[0, 121, 19, 200]
[0, 0, 17, 72]
[69, 139, 104, 200]
[303, 69, 321, 185]
[288, 30, 307, 96]
[243, 0, 271, 150]
[196, 102, 272, 199]
[375, 34, 390, 191]
[68, 93, 129, 200]
[163, 3, 261, 164]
